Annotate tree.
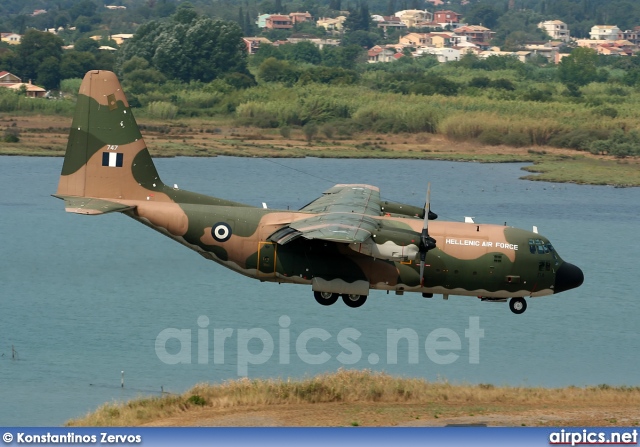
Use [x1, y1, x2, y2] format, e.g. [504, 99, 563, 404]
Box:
[60, 51, 97, 80]
[251, 44, 285, 66]
[74, 16, 93, 33]
[173, 3, 198, 24]
[15, 30, 64, 84]
[465, 4, 500, 28]
[491, 9, 547, 48]
[341, 30, 380, 49]
[344, 1, 372, 32]
[69, 0, 97, 22]
[36, 56, 61, 90]
[558, 47, 598, 86]
[119, 12, 249, 83]
[73, 37, 100, 53]
[288, 41, 322, 65]
[257, 57, 299, 84]
[322, 45, 365, 69]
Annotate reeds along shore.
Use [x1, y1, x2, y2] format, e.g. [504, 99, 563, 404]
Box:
[3, 79, 640, 156]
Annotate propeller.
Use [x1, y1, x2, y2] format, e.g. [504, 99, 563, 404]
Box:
[419, 183, 437, 287]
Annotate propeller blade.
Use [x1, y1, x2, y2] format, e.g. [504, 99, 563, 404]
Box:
[423, 183, 430, 232]
[419, 183, 431, 287]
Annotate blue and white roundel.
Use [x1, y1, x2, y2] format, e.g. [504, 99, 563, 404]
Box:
[212, 222, 232, 242]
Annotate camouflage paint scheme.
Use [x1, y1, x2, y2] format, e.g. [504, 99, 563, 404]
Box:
[55, 71, 584, 313]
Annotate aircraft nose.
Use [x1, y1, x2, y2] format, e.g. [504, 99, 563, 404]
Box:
[554, 262, 584, 293]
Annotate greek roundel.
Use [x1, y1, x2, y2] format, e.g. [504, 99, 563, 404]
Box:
[212, 222, 232, 242]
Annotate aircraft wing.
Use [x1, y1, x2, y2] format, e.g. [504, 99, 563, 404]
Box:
[298, 184, 382, 215]
[269, 184, 382, 245]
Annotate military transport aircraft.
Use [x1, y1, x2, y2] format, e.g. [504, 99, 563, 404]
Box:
[55, 71, 584, 314]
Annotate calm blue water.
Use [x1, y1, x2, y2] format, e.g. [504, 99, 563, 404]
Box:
[1, 156, 639, 426]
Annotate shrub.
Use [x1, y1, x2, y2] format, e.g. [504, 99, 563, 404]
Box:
[490, 78, 516, 91]
[3, 127, 20, 143]
[279, 126, 291, 139]
[321, 124, 336, 139]
[478, 129, 504, 146]
[468, 76, 491, 89]
[147, 101, 178, 119]
[303, 121, 319, 145]
[588, 129, 640, 157]
[548, 129, 610, 151]
[186, 395, 206, 406]
[503, 132, 531, 147]
[593, 107, 618, 119]
[522, 88, 553, 102]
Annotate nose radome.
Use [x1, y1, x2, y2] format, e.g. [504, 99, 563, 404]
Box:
[554, 262, 584, 294]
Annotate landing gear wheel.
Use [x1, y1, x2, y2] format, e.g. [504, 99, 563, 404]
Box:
[509, 297, 527, 314]
[314, 291, 339, 306]
[342, 294, 367, 308]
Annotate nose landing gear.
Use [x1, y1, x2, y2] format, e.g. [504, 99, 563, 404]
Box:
[509, 297, 527, 314]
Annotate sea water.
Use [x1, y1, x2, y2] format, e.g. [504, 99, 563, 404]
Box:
[0, 156, 638, 426]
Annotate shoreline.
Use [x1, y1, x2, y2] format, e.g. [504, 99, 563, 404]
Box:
[1, 115, 639, 187]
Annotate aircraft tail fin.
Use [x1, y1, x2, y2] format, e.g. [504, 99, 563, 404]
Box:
[56, 70, 164, 204]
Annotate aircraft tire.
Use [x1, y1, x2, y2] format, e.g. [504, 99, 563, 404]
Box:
[509, 297, 527, 314]
[342, 294, 367, 308]
[314, 291, 339, 306]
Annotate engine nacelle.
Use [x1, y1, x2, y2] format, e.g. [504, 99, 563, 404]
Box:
[380, 200, 424, 218]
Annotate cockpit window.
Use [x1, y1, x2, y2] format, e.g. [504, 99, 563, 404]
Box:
[530, 240, 554, 256]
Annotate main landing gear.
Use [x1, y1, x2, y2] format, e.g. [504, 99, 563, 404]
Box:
[313, 292, 367, 308]
[509, 297, 527, 314]
[314, 291, 339, 306]
[342, 294, 367, 308]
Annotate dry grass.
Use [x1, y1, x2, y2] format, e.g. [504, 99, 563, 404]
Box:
[66, 369, 640, 427]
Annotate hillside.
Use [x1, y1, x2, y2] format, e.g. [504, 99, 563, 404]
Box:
[66, 369, 640, 427]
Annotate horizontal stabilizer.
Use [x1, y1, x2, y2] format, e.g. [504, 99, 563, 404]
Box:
[53, 195, 136, 215]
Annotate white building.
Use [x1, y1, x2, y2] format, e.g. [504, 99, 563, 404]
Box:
[416, 46, 461, 62]
[589, 25, 621, 41]
[538, 20, 570, 42]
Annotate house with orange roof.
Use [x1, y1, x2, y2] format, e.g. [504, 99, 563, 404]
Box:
[7, 80, 47, 98]
[289, 12, 313, 24]
[454, 25, 494, 46]
[266, 15, 293, 29]
[367, 46, 398, 63]
[0, 71, 21, 87]
[433, 10, 461, 26]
